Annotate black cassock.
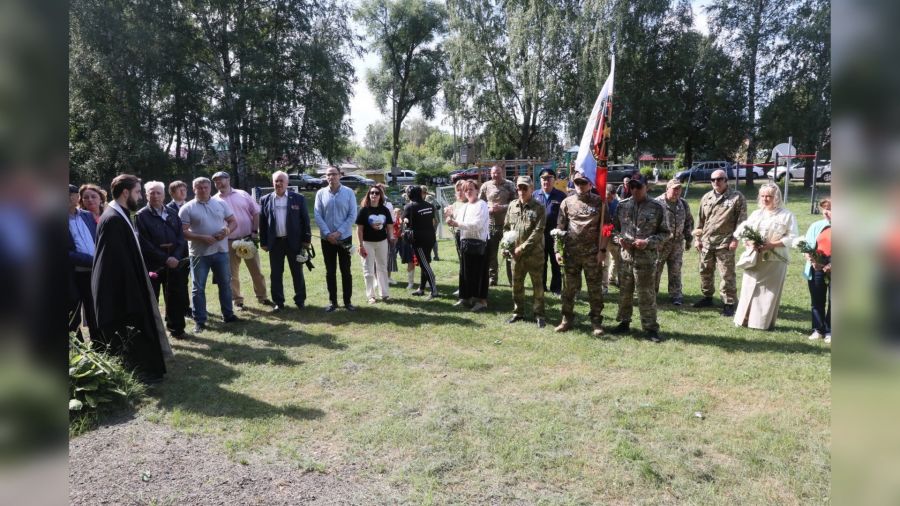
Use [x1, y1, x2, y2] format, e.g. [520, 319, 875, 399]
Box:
[91, 206, 171, 379]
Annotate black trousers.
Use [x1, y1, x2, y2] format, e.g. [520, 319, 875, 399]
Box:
[69, 270, 98, 340]
[543, 234, 562, 293]
[270, 237, 306, 306]
[150, 265, 189, 336]
[321, 238, 353, 306]
[414, 241, 437, 295]
[459, 251, 489, 300]
[808, 270, 830, 334]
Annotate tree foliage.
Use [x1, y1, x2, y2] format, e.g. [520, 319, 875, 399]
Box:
[356, 0, 447, 172]
[70, 0, 357, 187]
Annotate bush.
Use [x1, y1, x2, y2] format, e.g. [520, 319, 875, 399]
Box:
[69, 334, 146, 433]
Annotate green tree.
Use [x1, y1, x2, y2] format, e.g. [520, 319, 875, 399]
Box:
[356, 0, 447, 174]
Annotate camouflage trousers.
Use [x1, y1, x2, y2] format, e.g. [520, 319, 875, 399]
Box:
[699, 247, 737, 304]
[560, 251, 604, 325]
[511, 255, 545, 318]
[617, 253, 660, 332]
[655, 239, 684, 299]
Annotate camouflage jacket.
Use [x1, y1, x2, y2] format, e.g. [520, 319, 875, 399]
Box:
[557, 192, 609, 255]
[697, 189, 747, 250]
[612, 196, 671, 253]
[503, 198, 545, 256]
[655, 194, 694, 248]
[478, 179, 517, 231]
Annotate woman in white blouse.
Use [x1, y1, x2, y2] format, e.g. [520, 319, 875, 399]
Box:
[732, 182, 799, 329]
[446, 179, 490, 312]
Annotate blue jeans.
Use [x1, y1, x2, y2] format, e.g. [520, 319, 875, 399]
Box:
[190, 252, 234, 324]
[808, 269, 830, 334]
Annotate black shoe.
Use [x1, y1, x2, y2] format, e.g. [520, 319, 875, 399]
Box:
[647, 331, 663, 343]
[235, 302, 245, 311]
[671, 297, 683, 306]
[272, 304, 284, 313]
[224, 315, 241, 323]
[171, 332, 188, 340]
[296, 303, 305, 310]
[192, 322, 205, 333]
[345, 304, 357, 312]
[722, 304, 735, 317]
[324, 304, 337, 313]
[507, 315, 524, 324]
[260, 299, 275, 307]
[536, 318, 546, 329]
[692, 296, 713, 308]
[610, 321, 631, 334]
[433, 256, 440, 261]
[411, 289, 425, 296]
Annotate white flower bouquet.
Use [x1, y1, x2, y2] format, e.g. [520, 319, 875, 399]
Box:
[550, 228, 567, 265]
[232, 238, 257, 260]
[500, 230, 518, 258]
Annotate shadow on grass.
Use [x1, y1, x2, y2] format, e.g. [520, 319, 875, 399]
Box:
[155, 353, 325, 420]
[185, 335, 304, 365]
[666, 330, 831, 355]
[211, 320, 349, 350]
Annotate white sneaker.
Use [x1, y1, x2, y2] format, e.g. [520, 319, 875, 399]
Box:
[808, 330, 823, 340]
[824, 333, 831, 344]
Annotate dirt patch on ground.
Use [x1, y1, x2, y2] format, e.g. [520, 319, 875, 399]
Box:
[69, 417, 395, 505]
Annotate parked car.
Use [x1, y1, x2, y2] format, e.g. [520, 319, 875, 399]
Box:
[388, 169, 417, 184]
[734, 165, 766, 179]
[607, 164, 637, 184]
[288, 173, 327, 190]
[450, 167, 488, 183]
[339, 174, 376, 189]
[674, 161, 734, 183]
[769, 160, 831, 182]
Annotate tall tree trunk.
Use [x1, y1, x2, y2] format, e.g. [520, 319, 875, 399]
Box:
[743, 0, 763, 186]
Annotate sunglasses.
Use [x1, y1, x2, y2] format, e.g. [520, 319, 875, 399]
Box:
[368, 191, 381, 196]
[711, 177, 726, 182]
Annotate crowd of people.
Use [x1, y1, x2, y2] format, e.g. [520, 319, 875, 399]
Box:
[67, 165, 831, 383]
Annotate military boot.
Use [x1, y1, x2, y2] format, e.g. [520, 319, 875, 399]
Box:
[722, 304, 735, 317]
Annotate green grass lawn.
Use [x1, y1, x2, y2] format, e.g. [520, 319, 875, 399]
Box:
[138, 183, 830, 504]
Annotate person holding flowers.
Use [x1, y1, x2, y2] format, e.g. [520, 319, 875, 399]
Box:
[799, 197, 831, 342]
[259, 171, 311, 312]
[731, 182, 799, 330]
[503, 176, 546, 328]
[447, 180, 490, 311]
[136, 181, 189, 339]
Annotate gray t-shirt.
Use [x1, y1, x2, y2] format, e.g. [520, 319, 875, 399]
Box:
[179, 198, 235, 257]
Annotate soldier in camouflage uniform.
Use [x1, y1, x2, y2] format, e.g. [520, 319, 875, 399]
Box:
[611, 178, 670, 342]
[478, 165, 518, 286]
[693, 169, 747, 317]
[654, 179, 693, 305]
[554, 170, 609, 337]
[504, 176, 547, 328]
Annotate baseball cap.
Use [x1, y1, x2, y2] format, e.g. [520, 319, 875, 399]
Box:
[627, 178, 645, 189]
[211, 171, 230, 180]
[69, 184, 79, 193]
[516, 175, 533, 187]
[538, 168, 556, 179]
[572, 171, 590, 184]
[666, 178, 683, 189]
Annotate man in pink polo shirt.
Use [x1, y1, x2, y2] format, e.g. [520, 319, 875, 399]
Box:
[212, 171, 273, 309]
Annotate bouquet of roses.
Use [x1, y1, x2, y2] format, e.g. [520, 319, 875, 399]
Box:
[550, 228, 567, 265]
[796, 239, 829, 266]
[738, 225, 788, 263]
[232, 238, 257, 260]
[500, 230, 518, 258]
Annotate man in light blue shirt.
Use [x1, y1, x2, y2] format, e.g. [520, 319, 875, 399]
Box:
[314, 167, 358, 312]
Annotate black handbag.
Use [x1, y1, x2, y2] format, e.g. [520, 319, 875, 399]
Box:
[460, 238, 487, 255]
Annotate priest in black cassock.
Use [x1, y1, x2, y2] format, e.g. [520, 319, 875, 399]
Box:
[91, 174, 172, 384]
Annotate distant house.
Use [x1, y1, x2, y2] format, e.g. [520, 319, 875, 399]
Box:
[638, 153, 676, 171]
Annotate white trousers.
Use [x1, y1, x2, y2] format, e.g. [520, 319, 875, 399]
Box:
[362, 240, 390, 299]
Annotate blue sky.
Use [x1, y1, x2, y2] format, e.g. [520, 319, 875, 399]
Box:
[347, 0, 712, 144]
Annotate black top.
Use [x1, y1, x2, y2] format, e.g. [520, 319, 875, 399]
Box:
[402, 201, 436, 246]
[356, 205, 394, 242]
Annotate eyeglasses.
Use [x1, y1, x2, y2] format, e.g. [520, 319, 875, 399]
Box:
[711, 177, 726, 182]
[368, 191, 381, 196]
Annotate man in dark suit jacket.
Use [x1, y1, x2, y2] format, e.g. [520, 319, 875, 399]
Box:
[68, 184, 99, 340]
[259, 171, 312, 311]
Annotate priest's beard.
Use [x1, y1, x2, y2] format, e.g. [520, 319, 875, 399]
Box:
[126, 193, 140, 212]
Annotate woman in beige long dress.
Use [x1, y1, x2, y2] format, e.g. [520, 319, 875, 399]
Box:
[733, 182, 799, 330]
